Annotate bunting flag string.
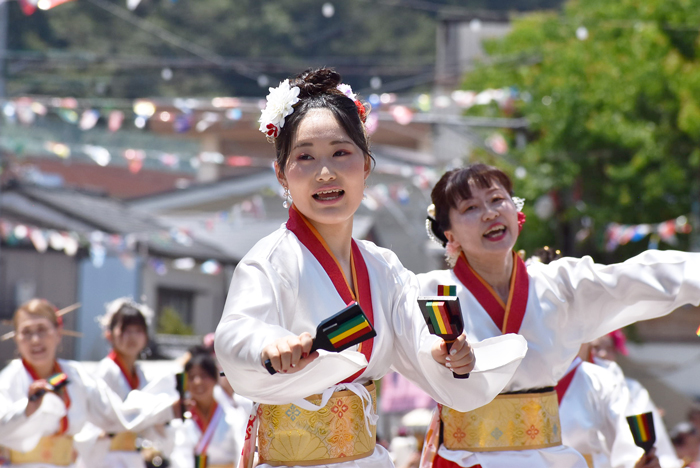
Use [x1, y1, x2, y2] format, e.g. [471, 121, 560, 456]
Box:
[605, 216, 692, 252]
[0, 218, 222, 274]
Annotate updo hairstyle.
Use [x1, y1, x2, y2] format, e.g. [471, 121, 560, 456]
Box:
[274, 68, 374, 173]
[428, 163, 514, 246]
[13, 299, 60, 330]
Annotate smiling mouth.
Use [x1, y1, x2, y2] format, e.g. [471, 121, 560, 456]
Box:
[483, 225, 506, 238]
[313, 189, 344, 201]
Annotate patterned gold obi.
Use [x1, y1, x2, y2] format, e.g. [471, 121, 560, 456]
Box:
[109, 431, 138, 451]
[441, 389, 562, 452]
[10, 435, 75, 466]
[257, 382, 377, 466]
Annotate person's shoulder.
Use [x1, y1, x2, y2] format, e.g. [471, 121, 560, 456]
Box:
[240, 224, 291, 263]
[0, 359, 22, 379]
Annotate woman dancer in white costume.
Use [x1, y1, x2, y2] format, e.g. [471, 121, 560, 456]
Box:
[169, 349, 248, 468]
[418, 163, 700, 468]
[0, 299, 177, 468]
[215, 68, 528, 468]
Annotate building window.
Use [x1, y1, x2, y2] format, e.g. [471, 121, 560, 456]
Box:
[156, 287, 195, 333]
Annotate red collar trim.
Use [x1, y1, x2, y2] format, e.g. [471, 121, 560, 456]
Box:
[453, 251, 529, 334]
[108, 350, 140, 390]
[286, 205, 374, 382]
[22, 359, 70, 434]
[555, 358, 582, 405]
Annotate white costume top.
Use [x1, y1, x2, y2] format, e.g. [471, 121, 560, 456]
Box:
[215, 223, 528, 468]
[559, 359, 643, 467]
[594, 358, 682, 468]
[74, 356, 151, 468]
[417, 250, 700, 468]
[169, 386, 249, 468]
[0, 358, 175, 468]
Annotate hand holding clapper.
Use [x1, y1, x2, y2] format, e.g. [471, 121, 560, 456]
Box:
[264, 302, 376, 375]
[417, 295, 469, 379]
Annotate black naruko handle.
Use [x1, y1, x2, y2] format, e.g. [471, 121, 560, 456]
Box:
[264, 359, 277, 375]
[445, 340, 470, 379]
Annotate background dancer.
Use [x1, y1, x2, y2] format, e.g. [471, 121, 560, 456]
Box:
[419, 163, 700, 468]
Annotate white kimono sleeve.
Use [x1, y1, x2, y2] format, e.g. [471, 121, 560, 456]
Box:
[383, 250, 528, 412]
[77, 364, 175, 434]
[215, 260, 372, 404]
[538, 250, 700, 343]
[0, 392, 65, 452]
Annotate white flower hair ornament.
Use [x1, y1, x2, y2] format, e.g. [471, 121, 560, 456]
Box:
[97, 297, 155, 332]
[258, 79, 301, 140]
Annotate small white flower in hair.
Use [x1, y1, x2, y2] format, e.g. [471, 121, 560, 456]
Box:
[258, 79, 301, 139]
[512, 196, 525, 212]
[337, 83, 357, 100]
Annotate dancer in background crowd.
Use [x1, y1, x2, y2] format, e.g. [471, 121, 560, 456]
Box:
[201, 332, 253, 418]
[419, 163, 700, 468]
[0, 298, 178, 468]
[168, 348, 248, 468]
[591, 332, 680, 467]
[669, 422, 700, 467]
[216, 69, 527, 468]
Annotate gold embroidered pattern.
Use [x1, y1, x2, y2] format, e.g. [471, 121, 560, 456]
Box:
[109, 431, 138, 451]
[258, 383, 376, 466]
[441, 390, 562, 452]
[10, 435, 75, 466]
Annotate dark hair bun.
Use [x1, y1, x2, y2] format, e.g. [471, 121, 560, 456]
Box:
[294, 68, 342, 98]
[427, 215, 448, 247]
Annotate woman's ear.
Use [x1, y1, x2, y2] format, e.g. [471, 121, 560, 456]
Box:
[363, 155, 371, 180]
[444, 230, 460, 249]
[274, 162, 287, 188]
[104, 329, 113, 344]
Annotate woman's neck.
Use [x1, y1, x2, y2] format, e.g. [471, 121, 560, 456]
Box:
[29, 360, 56, 379]
[310, 217, 354, 281]
[115, 350, 137, 375]
[195, 395, 215, 417]
[468, 251, 513, 302]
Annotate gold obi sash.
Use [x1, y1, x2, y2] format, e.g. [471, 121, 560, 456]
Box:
[582, 454, 594, 467]
[441, 389, 562, 452]
[10, 435, 75, 466]
[257, 382, 377, 466]
[109, 431, 138, 451]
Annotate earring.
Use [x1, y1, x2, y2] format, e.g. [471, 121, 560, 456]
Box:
[283, 187, 291, 209]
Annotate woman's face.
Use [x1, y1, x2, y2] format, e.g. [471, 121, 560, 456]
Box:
[14, 311, 61, 368]
[109, 324, 147, 360]
[186, 365, 217, 403]
[443, 180, 518, 260]
[276, 108, 370, 228]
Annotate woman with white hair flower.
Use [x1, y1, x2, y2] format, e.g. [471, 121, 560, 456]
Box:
[417, 163, 700, 468]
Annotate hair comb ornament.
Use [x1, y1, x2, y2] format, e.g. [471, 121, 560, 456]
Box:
[263, 302, 376, 375]
[417, 295, 468, 379]
[627, 412, 656, 454]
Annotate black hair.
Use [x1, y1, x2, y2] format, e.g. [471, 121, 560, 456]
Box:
[273, 68, 374, 173]
[184, 346, 218, 381]
[110, 303, 148, 334]
[428, 163, 514, 246]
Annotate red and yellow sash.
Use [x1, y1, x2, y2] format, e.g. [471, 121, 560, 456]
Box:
[286, 205, 375, 383]
[453, 251, 529, 335]
[108, 350, 140, 391]
[555, 358, 582, 405]
[22, 359, 71, 435]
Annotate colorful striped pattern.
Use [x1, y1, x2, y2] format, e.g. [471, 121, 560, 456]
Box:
[696, 323, 700, 336]
[328, 315, 372, 348]
[437, 285, 457, 296]
[627, 412, 655, 449]
[176, 372, 187, 393]
[194, 454, 207, 468]
[426, 301, 455, 336]
[47, 373, 68, 389]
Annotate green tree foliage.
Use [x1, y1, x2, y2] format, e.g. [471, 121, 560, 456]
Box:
[461, 0, 700, 259]
[157, 306, 194, 335]
[6, 0, 563, 98]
